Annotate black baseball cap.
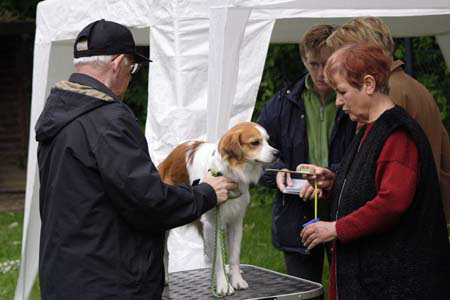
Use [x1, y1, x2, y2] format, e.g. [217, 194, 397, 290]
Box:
[74, 19, 151, 63]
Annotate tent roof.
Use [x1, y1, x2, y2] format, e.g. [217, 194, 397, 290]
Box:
[232, 0, 450, 9]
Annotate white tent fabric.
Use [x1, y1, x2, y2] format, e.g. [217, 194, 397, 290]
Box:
[16, 0, 450, 298]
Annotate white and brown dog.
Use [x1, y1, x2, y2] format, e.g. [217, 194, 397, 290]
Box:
[158, 121, 278, 296]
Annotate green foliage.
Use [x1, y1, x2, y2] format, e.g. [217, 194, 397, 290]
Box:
[252, 44, 306, 121]
[0, 0, 42, 20]
[124, 65, 149, 129]
[394, 37, 450, 130]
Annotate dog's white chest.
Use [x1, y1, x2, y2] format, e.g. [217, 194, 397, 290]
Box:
[202, 189, 249, 226]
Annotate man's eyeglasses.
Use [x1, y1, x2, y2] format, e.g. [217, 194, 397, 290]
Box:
[111, 55, 142, 75]
[130, 63, 141, 75]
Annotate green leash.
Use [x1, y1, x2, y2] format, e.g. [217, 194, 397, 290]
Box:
[209, 169, 234, 298]
[210, 206, 231, 298]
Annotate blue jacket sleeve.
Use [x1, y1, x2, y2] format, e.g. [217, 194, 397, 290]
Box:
[257, 92, 288, 188]
[95, 108, 217, 233]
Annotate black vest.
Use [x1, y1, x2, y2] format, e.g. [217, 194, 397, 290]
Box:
[330, 106, 450, 300]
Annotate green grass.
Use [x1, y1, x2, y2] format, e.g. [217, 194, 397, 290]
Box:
[0, 212, 40, 300]
[242, 186, 329, 299]
[0, 186, 329, 299]
[241, 187, 285, 273]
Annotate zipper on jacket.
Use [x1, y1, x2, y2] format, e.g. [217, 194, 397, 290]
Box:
[334, 178, 346, 300]
[335, 178, 346, 220]
[319, 104, 324, 165]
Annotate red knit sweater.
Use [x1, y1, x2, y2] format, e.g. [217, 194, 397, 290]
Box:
[329, 124, 419, 300]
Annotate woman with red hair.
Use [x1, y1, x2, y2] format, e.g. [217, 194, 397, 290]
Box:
[300, 43, 450, 299]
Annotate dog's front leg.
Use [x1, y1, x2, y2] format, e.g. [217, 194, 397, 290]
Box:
[227, 218, 248, 290]
[203, 216, 234, 296]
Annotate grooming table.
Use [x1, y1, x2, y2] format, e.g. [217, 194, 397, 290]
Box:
[162, 264, 323, 300]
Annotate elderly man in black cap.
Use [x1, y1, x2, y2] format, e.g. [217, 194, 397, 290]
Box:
[35, 19, 236, 300]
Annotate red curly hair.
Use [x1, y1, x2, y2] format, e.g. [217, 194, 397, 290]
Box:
[324, 43, 391, 94]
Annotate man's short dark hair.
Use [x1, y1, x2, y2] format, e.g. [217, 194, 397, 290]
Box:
[299, 24, 337, 60]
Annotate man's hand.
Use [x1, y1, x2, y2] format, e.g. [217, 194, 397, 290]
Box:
[300, 221, 337, 251]
[276, 169, 292, 192]
[203, 172, 238, 204]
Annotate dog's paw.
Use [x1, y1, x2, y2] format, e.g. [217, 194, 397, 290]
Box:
[230, 274, 248, 290]
[216, 280, 235, 296]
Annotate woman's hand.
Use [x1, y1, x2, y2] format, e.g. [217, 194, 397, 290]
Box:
[299, 182, 323, 201]
[300, 221, 337, 251]
[276, 169, 292, 193]
[297, 164, 336, 193]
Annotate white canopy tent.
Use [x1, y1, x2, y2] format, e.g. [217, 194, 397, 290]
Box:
[15, 0, 450, 299]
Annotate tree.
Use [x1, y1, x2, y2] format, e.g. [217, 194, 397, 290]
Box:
[394, 37, 450, 130]
[0, 0, 42, 20]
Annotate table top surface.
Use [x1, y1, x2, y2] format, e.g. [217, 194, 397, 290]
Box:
[162, 264, 323, 300]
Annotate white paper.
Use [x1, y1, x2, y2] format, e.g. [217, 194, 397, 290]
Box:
[283, 179, 307, 194]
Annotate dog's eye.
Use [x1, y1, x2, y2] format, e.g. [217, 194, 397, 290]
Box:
[250, 140, 260, 146]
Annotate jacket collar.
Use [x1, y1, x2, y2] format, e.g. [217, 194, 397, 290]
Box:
[69, 73, 121, 102]
[391, 60, 404, 73]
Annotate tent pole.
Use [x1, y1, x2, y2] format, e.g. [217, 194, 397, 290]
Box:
[404, 38, 414, 77]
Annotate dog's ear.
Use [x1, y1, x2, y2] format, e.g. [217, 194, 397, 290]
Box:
[219, 131, 243, 161]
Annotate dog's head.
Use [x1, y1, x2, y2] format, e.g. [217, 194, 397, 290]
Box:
[218, 122, 279, 168]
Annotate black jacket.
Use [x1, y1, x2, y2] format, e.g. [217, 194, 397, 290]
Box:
[331, 106, 450, 299]
[35, 73, 217, 300]
[257, 75, 356, 253]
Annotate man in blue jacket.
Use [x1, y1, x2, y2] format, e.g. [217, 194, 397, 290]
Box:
[35, 19, 236, 300]
[258, 24, 355, 285]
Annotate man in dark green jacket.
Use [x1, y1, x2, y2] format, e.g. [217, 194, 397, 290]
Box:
[35, 19, 236, 300]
